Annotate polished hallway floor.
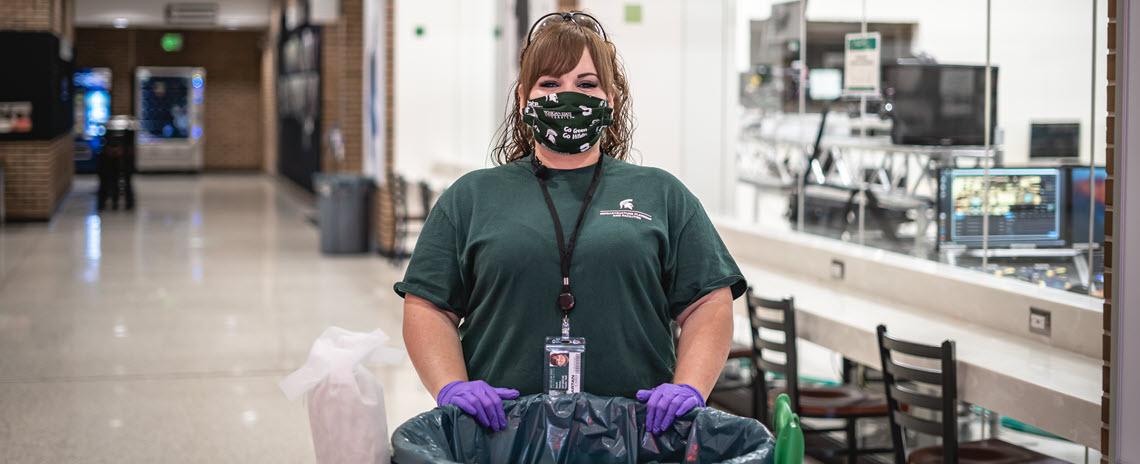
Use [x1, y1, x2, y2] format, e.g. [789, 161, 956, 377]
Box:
[0, 175, 434, 463]
[0, 174, 1096, 463]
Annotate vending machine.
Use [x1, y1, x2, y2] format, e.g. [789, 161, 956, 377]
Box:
[135, 67, 205, 171]
[73, 67, 112, 174]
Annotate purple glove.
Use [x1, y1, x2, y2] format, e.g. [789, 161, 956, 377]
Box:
[436, 380, 520, 431]
[635, 383, 705, 434]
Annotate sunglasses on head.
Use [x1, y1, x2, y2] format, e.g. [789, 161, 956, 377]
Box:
[525, 11, 608, 47]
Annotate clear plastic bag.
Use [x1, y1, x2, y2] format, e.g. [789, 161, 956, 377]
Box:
[281, 327, 405, 464]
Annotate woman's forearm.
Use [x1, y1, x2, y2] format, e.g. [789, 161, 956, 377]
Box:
[403, 294, 468, 397]
[673, 287, 734, 399]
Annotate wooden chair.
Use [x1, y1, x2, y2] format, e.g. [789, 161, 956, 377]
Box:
[390, 174, 436, 259]
[875, 325, 1067, 464]
[417, 180, 435, 221]
[710, 287, 892, 463]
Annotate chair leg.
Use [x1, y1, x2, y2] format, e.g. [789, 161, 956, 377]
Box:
[846, 418, 858, 464]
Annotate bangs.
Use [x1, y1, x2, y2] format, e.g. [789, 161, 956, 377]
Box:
[493, 12, 632, 164]
[519, 23, 610, 92]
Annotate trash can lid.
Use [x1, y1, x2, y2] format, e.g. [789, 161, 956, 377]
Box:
[106, 116, 137, 131]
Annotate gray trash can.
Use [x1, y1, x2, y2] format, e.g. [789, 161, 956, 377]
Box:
[314, 173, 374, 254]
[0, 163, 5, 223]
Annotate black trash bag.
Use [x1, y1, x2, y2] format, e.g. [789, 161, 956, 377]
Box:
[391, 393, 774, 464]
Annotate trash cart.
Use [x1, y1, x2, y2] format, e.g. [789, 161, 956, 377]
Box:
[313, 173, 374, 254]
[391, 393, 775, 464]
[99, 115, 137, 210]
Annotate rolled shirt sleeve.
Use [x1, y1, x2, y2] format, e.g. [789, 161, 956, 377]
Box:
[664, 200, 747, 320]
[393, 203, 470, 318]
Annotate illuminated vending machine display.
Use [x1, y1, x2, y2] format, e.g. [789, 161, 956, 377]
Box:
[73, 68, 112, 173]
[135, 67, 205, 171]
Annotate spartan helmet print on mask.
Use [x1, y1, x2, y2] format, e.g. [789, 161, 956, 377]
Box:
[522, 91, 614, 155]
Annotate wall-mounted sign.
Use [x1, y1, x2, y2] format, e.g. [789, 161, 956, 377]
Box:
[0, 102, 33, 134]
[844, 32, 881, 97]
[161, 33, 183, 52]
[625, 4, 642, 24]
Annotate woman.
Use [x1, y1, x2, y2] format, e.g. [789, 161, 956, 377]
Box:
[396, 11, 746, 434]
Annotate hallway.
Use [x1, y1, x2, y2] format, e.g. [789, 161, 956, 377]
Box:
[0, 175, 432, 462]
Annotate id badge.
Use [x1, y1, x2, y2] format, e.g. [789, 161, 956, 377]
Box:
[543, 336, 585, 396]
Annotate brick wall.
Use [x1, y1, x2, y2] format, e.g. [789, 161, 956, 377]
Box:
[315, 0, 399, 255]
[0, 134, 73, 220]
[377, 0, 396, 255]
[1101, 0, 1118, 460]
[319, 0, 364, 173]
[73, 28, 265, 171]
[0, 0, 53, 32]
[73, 28, 132, 115]
[0, 0, 73, 221]
[0, 0, 73, 41]
[262, 1, 280, 175]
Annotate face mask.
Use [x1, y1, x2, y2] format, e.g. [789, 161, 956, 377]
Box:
[522, 91, 614, 154]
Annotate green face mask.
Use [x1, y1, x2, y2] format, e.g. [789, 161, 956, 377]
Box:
[522, 91, 614, 154]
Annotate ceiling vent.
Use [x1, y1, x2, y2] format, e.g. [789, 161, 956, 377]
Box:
[165, 3, 219, 27]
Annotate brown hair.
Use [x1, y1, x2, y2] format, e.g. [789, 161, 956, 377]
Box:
[490, 15, 634, 165]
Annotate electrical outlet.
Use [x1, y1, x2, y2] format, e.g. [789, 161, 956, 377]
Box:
[830, 259, 845, 280]
[1029, 307, 1051, 336]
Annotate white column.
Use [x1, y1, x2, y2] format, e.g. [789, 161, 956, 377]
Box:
[678, 0, 737, 215]
[1111, 1, 1140, 462]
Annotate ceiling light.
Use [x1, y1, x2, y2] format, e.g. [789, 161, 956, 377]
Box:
[112, 17, 129, 29]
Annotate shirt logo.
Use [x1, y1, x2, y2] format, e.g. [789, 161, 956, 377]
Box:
[600, 198, 652, 221]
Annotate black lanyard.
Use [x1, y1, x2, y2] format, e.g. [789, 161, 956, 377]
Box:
[532, 154, 605, 336]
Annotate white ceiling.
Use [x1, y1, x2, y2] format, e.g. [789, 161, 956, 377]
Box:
[75, 0, 272, 29]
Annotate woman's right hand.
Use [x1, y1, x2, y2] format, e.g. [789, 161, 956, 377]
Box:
[436, 380, 520, 431]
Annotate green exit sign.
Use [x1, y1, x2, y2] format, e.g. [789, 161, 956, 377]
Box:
[161, 33, 183, 52]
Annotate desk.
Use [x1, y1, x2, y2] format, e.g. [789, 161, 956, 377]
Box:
[737, 264, 1101, 449]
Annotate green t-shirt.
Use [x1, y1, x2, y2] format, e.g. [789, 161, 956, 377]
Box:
[394, 155, 746, 398]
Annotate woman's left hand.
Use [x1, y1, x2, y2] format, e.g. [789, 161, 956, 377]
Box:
[635, 383, 705, 434]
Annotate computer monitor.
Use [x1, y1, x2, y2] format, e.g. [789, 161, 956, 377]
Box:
[809, 68, 842, 101]
[1030, 122, 1080, 159]
[938, 168, 1065, 247]
[1069, 167, 1106, 245]
[883, 63, 998, 146]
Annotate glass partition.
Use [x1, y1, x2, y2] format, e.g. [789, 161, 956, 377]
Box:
[981, 0, 1108, 297]
[731, 0, 1106, 299]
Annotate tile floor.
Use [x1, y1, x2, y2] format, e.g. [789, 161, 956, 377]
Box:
[0, 175, 434, 463]
[0, 174, 1097, 463]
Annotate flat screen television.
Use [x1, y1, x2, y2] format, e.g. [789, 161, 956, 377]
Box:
[0, 31, 74, 141]
[938, 168, 1064, 248]
[808, 68, 842, 101]
[1068, 167, 1106, 245]
[883, 63, 997, 146]
[1030, 122, 1080, 159]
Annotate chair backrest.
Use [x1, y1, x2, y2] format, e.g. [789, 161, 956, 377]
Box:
[745, 287, 799, 424]
[389, 173, 409, 218]
[875, 324, 958, 464]
[417, 180, 435, 218]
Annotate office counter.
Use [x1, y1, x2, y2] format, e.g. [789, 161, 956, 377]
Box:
[734, 263, 1101, 449]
